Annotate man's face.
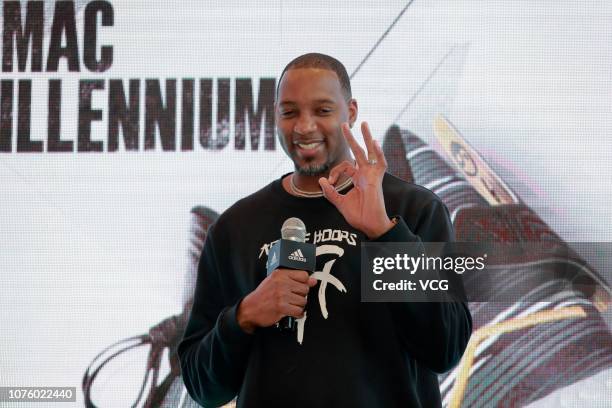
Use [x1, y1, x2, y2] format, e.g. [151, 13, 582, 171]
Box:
[275, 68, 357, 176]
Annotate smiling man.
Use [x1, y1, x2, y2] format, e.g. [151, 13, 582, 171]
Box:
[276, 59, 355, 177]
[178, 53, 472, 408]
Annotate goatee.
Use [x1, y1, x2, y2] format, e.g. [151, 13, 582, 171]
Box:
[296, 162, 331, 176]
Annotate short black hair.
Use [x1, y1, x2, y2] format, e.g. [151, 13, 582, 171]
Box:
[277, 53, 352, 100]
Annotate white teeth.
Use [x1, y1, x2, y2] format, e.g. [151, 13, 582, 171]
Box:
[298, 142, 321, 149]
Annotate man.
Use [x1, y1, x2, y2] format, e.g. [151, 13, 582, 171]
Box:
[178, 53, 472, 407]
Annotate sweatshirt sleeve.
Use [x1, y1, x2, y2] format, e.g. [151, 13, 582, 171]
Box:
[374, 199, 473, 374]
[177, 225, 254, 407]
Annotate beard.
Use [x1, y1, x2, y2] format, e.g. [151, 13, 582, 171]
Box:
[295, 161, 331, 176]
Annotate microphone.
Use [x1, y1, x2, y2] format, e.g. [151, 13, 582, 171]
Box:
[266, 217, 316, 332]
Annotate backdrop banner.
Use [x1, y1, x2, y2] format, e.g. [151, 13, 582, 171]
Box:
[1, 1, 611, 407]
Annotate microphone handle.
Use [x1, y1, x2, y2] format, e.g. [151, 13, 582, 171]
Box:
[277, 315, 296, 332]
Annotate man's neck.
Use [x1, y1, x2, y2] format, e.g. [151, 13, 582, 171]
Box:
[283, 169, 352, 196]
[292, 172, 327, 192]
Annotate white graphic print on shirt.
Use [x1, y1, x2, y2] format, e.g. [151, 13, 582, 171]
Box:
[296, 244, 346, 344]
[258, 228, 357, 344]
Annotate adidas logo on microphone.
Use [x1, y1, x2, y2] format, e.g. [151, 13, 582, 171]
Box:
[288, 249, 307, 262]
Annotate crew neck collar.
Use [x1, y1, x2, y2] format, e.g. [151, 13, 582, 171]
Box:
[272, 172, 351, 205]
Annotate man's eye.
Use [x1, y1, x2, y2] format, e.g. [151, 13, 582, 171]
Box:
[318, 108, 332, 115]
[281, 111, 295, 117]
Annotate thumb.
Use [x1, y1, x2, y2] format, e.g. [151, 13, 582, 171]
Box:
[319, 177, 342, 207]
[307, 277, 318, 287]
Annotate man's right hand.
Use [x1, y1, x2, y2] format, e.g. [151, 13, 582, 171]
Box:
[237, 269, 318, 334]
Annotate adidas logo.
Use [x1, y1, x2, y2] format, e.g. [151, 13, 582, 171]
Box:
[288, 249, 307, 262]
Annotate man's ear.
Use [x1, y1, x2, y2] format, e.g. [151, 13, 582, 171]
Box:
[348, 99, 358, 128]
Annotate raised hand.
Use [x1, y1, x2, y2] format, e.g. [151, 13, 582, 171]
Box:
[319, 122, 395, 239]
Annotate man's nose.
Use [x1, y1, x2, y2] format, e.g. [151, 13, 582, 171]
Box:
[294, 113, 317, 135]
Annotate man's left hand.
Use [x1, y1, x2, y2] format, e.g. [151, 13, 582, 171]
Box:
[319, 121, 395, 239]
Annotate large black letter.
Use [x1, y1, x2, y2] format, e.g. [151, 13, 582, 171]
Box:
[16, 80, 39, 152]
[78, 80, 104, 152]
[200, 78, 230, 150]
[145, 79, 176, 151]
[198, 78, 212, 149]
[48, 79, 72, 152]
[83, 0, 113, 72]
[215, 78, 231, 150]
[2, 1, 44, 72]
[108, 79, 139, 152]
[0, 81, 13, 152]
[47, 1, 79, 72]
[181, 79, 194, 151]
[235, 78, 275, 150]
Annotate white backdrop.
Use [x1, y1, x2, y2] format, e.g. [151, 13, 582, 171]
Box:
[1, 1, 611, 406]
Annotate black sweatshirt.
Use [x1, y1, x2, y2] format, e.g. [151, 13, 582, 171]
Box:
[178, 173, 472, 407]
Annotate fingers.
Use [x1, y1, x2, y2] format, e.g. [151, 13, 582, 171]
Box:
[328, 160, 357, 185]
[343, 122, 385, 168]
[286, 269, 310, 283]
[282, 304, 306, 319]
[249, 270, 317, 328]
[318, 177, 343, 208]
[270, 271, 314, 319]
[362, 122, 387, 169]
[286, 293, 307, 308]
[372, 139, 388, 169]
[361, 121, 376, 162]
[279, 269, 317, 295]
[289, 280, 311, 296]
[342, 123, 367, 164]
